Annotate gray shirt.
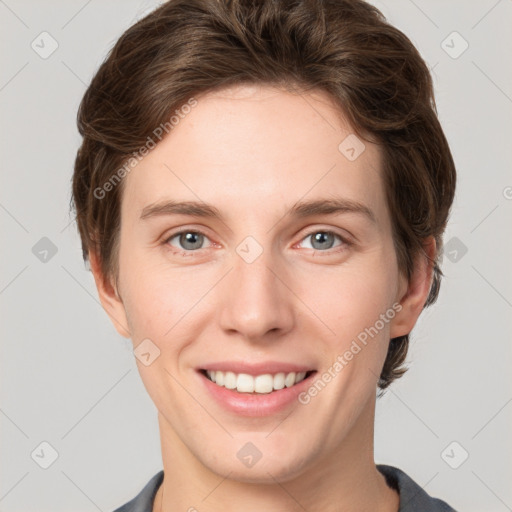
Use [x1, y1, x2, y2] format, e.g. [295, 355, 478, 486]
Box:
[113, 464, 458, 511]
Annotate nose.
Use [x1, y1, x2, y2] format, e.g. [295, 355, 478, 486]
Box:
[217, 246, 295, 343]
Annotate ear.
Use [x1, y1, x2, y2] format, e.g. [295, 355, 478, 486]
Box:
[88, 249, 131, 338]
[389, 236, 436, 339]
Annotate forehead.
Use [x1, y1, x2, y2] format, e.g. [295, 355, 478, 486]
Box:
[120, 84, 387, 227]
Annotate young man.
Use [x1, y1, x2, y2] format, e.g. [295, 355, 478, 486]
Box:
[71, 1, 457, 510]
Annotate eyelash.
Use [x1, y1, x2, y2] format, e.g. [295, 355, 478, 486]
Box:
[162, 228, 353, 256]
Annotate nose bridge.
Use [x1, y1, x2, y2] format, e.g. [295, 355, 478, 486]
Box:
[217, 238, 294, 339]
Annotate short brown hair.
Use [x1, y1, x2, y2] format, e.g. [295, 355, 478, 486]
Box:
[71, 0, 456, 392]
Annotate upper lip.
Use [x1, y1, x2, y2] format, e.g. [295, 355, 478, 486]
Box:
[198, 361, 316, 376]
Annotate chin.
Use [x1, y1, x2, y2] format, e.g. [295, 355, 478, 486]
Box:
[204, 446, 311, 484]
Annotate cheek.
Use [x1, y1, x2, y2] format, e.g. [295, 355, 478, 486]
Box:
[295, 255, 399, 371]
[123, 276, 176, 341]
[120, 253, 213, 342]
[117, 248, 173, 339]
[302, 261, 397, 325]
[119, 228, 399, 345]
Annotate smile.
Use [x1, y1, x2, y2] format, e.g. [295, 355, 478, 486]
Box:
[200, 369, 316, 394]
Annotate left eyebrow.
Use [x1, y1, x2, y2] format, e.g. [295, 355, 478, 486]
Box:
[139, 197, 376, 225]
[288, 198, 377, 225]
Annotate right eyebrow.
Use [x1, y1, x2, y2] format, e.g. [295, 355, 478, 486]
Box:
[140, 200, 225, 222]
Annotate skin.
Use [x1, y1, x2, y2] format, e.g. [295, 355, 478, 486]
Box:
[89, 84, 435, 512]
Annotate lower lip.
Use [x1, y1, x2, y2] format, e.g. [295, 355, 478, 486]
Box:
[197, 370, 316, 417]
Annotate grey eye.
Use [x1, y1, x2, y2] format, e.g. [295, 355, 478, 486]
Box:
[303, 231, 341, 251]
[168, 231, 206, 251]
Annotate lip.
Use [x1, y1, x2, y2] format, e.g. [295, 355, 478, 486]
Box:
[196, 366, 317, 417]
[198, 361, 315, 376]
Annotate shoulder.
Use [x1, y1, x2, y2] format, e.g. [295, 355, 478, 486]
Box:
[377, 464, 458, 512]
[112, 466, 458, 512]
[112, 470, 164, 512]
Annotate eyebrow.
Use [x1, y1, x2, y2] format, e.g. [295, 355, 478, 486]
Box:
[139, 198, 376, 224]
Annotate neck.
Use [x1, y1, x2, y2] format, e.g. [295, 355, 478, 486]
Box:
[154, 396, 399, 512]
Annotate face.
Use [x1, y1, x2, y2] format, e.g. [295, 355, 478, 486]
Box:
[92, 84, 431, 484]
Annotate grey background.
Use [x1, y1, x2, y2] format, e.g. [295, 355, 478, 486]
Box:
[1, 0, 511, 510]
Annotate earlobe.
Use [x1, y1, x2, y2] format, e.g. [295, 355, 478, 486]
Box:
[389, 237, 436, 339]
[88, 249, 131, 339]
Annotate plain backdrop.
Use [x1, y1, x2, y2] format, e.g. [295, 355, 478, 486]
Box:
[1, 1, 511, 511]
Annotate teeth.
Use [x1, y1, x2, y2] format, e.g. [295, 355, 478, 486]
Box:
[205, 370, 310, 393]
[296, 371, 306, 382]
[237, 373, 255, 393]
[254, 374, 273, 393]
[224, 371, 237, 389]
[273, 372, 285, 390]
[285, 372, 296, 388]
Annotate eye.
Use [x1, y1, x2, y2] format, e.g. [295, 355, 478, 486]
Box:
[299, 230, 350, 252]
[162, 228, 351, 255]
[164, 230, 212, 253]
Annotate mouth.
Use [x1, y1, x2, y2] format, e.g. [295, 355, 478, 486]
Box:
[199, 369, 317, 394]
